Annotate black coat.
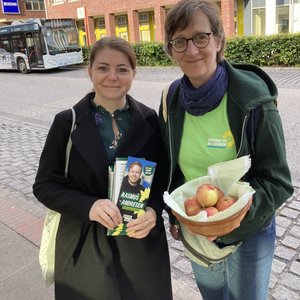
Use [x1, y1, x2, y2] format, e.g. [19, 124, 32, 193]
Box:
[33, 93, 172, 300]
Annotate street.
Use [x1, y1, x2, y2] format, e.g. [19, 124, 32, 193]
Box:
[0, 66, 300, 300]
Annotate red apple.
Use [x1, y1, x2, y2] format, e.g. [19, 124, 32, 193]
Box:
[184, 196, 201, 216]
[196, 184, 222, 208]
[205, 206, 219, 217]
[215, 195, 237, 211]
[216, 186, 224, 199]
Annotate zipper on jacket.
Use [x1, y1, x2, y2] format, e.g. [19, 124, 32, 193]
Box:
[235, 115, 248, 158]
[167, 115, 173, 191]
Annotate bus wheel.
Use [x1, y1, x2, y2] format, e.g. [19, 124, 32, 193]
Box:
[17, 58, 28, 74]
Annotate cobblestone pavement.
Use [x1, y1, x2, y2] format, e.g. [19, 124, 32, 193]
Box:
[0, 118, 300, 300]
[0, 67, 300, 299]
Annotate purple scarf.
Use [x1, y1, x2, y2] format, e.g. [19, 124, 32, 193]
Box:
[179, 63, 228, 116]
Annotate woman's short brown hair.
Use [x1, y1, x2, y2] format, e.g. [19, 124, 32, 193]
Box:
[89, 36, 137, 70]
[165, 0, 226, 63]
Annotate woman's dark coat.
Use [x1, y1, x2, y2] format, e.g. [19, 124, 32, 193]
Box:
[33, 93, 172, 300]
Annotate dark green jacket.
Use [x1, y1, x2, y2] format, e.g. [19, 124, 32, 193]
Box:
[159, 60, 294, 244]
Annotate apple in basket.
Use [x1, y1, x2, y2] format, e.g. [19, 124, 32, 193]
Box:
[196, 184, 224, 208]
[215, 195, 237, 211]
[205, 206, 219, 217]
[184, 196, 201, 216]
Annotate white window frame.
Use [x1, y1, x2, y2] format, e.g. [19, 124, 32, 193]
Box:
[50, 0, 65, 5]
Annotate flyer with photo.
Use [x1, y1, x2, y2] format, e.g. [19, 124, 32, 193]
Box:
[107, 156, 156, 236]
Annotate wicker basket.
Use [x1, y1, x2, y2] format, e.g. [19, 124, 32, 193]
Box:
[172, 197, 253, 237]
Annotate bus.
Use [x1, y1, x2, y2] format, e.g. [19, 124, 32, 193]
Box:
[0, 18, 83, 74]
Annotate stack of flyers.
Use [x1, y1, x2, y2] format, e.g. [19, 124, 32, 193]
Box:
[107, 156, 156, 236]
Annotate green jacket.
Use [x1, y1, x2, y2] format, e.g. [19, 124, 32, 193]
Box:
[159, 60, 294, 244]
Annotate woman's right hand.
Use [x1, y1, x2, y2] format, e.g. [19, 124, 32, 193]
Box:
[169, 224, 180, 240]
[89, 199, 123, 230]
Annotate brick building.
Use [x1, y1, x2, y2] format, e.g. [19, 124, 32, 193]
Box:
[44, 0, 236, 47]
[0, 0, 46, 25]
[1, 1, 299, 46]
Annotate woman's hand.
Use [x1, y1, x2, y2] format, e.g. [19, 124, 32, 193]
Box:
[89, 199, 123, 230]
[126, 207, 157, 239]
[169, 224, 180, 240]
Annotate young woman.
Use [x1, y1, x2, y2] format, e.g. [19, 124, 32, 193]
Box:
[159, 1, 293, 299]
[33, 36, 172, 300]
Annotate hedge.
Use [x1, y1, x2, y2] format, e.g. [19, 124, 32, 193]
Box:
[82, 33, 300, 67]
[225, 33, 300, 66]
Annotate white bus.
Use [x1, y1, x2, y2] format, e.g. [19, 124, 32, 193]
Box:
[0, 18, 83, 74]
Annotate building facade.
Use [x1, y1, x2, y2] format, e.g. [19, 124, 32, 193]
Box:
[247, 0, 300, 36]
[44, 0, 237, 46]
[1, 1, 299, 46]
[0, 0, 46, 25]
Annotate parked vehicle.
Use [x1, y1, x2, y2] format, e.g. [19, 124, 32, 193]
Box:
[0, 18, 83, 74]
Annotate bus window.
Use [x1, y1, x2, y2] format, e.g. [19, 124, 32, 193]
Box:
[43, 24, 80, 54]
[11, 34, 26, 54]
[0, 37, 11, 52]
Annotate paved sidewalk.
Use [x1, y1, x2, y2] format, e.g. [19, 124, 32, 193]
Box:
[1, 183, 300, 300]
[1, 64, 300, 299]
[0, 117, 300, 300]
[0, 182, 300, 300]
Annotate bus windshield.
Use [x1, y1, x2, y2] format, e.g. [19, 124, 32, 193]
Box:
[41, 19, 81, 55]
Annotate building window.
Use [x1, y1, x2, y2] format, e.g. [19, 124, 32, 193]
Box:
[276, 6, 289, 33]
[139, 13, 149, 23]
[116, 16, 127, 26]
[96, 18, 105, 29]
[252, 8, 266, 35]
[139, 12, 152, 42]
[50, 0, 65, 4]
[253, 0, 265, 6]
[276, 0, 290, 33]
[252, 0, 266, 35]
[276, 0, 290, 4]
[25, 0, 45, 10]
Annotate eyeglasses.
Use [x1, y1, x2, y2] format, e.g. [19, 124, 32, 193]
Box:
[168, 32, 212, 53]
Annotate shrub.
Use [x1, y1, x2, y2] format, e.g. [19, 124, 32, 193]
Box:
[132, 42, 172, 66]
[225, 33, 300, 67]
[82, 33, 300, 67]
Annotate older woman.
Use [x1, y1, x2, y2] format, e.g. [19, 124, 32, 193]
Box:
[159, 1, 293, 299]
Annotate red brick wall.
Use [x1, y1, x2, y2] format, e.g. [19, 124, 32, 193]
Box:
[45, 0, 178, 44]
[44, 0, 235, 44]
[221, 0, 235, 37]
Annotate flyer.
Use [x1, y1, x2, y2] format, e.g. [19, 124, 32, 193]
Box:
[107, 156, 156, 236]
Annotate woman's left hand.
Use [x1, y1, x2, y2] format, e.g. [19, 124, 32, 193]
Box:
[126, 207, 156, 239]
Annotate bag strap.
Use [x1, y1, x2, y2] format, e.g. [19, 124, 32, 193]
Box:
[162, 79, 181, 122]
[64, 108, 76, 177]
